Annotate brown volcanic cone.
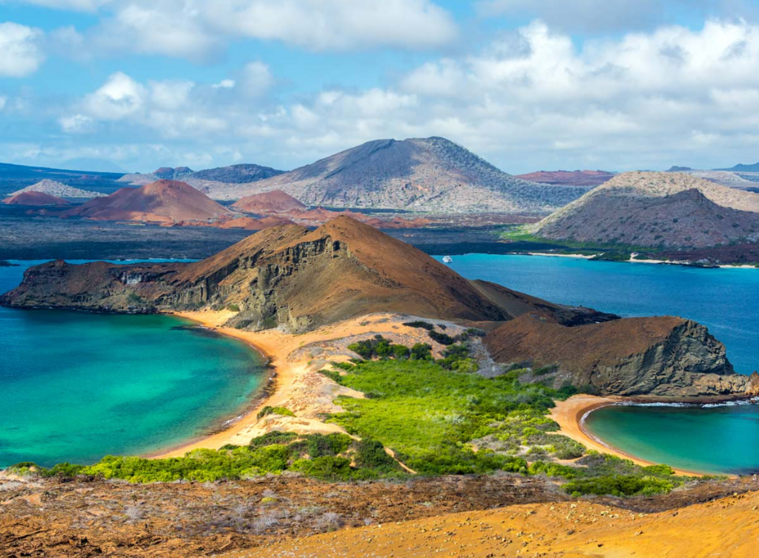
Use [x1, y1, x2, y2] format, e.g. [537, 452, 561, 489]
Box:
[62, 180, 232, 223]
[2, 191, 70, 206]
[232, 190, 306, 213]
[1, 216, 608, 332]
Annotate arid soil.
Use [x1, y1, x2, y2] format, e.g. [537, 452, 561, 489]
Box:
[2, 472, 758, 558]
[2, 191, 70, 206]
[235, 488, 759, 558]
[62, 180, 232, 223]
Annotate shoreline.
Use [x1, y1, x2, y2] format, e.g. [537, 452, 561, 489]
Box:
[149, 311, 438, 459]
[550, 395, 707, 477]
[525, 251, 759, 269]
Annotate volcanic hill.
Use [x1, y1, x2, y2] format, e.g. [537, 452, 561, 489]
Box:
[515, 170, 614, 187]
[198, 137, 587, 213]
[61, 180, 233, 224]
[192, 163, 284, 184]
[531, 171, 759, 248]
[233, 190, 307, 213]
[2, 191, 70, 206]
[10, 179, 104, 200]
[3, 216, 754, 398]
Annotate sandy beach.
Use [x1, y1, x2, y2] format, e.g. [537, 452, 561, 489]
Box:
[152, 311, 460, 458]
[550, 394, 704, 476]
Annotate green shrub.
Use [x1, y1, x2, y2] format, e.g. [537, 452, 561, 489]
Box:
[403, 321, 435, 331]
[563, 475, 674, 497]
[257, 406, 295, 419]
[227, 303, 241, 312]
[248, 431, 298, 449]
[410, 343, 432, 360]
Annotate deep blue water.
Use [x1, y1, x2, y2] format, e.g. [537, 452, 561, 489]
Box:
[436, 254, 758, 375]
[435, 254, 759, 473]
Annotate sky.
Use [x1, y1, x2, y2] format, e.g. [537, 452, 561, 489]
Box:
[1, 0, 759, 173]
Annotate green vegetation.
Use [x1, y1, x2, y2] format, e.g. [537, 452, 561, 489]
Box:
[257, 406, 295, 419]
[10, 432, 405, 483]
[501, 225, 650, 258]
[27, 337, 689, 497]
[227, 303, 241, 312]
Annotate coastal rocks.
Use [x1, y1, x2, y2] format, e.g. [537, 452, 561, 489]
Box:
[3, 217, 603, 333]
[485, 314, 756, 399]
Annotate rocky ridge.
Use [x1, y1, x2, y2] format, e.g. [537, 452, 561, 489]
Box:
[531, 171, 759, 248]
[1, 216, 753, 400]
[194, 137, 587, 213]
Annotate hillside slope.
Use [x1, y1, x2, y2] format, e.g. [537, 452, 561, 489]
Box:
[198, 137, 587, 213]
[10, 179, 104, 199]
[531, 171, 759, 248]
[2, 191, 70, 206]
[232, 190, 306, 213]
[515, 170, 614, 187]
[61, 180, 233, 223]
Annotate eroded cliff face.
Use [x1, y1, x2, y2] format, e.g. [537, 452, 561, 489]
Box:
[2, 218, 601, 333]
[485, 314, 759, 399]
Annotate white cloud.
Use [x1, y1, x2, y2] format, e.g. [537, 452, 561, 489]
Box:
[0, 22, 45, 77]
[39, 19, 759, 172]
[83, 71, 146, 119]
[208, 0, 458, 51]
[238, 61, 274, 98]
[33, 0, 457, 59]
[477, 0, 664, 33]
[59, 114, 95, 132]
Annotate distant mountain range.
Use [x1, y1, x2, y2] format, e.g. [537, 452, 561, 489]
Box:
[0, 162, 126, 198]
[717, 161, 759, 173]
[190, 137, 587, 214]
[531, 171, 759, 249]
[514, 170, 615, 187]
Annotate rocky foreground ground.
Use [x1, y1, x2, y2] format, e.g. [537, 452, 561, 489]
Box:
[2, 473, 759, 557]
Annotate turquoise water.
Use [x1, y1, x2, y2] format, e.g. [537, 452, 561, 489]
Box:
[0, 261, 265, 468]
[585, 404, 759, 475]
[436, 254, 759, 473]
[438, 254, 759, 375]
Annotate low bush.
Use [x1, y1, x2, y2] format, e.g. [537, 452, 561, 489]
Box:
[257, 406, 295, 419]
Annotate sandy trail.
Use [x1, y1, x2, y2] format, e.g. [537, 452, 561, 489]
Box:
[152, 311, 455, 457]
[226, 490, 759, 558]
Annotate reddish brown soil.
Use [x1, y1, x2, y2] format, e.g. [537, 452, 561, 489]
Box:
[62, 180, 232, 223]
[2, 191, 70, 206]
[2, 474, 758, 557]
[232, 190, 306, 213]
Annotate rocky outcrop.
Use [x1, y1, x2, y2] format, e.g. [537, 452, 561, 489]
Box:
[485, 314, 759, 399]
[0, 217, 610, 332]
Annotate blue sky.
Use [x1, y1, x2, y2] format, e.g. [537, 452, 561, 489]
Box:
[1, 0, 759, 173]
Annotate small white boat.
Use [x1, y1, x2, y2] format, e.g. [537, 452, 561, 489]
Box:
[442, 255, 453, 264]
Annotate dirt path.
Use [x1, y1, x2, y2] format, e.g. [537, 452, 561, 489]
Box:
[230, 490, 759, 558]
